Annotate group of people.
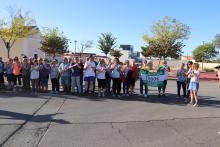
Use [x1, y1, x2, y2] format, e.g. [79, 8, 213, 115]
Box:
[0, 55, 139, 98]
[0, 55, 201, 106]
[176, 61, 200, 107]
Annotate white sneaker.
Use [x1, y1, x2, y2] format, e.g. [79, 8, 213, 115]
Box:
[139, 94, 143, 97]
[193, 103, 199, 107]
[144, 94, 148, 98]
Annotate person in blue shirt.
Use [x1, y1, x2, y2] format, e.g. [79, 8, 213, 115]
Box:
[176, 63, 187, 99]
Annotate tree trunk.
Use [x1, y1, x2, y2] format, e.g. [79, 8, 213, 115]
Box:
[7, 47, 10, 59]
[158, 57, 161, 66]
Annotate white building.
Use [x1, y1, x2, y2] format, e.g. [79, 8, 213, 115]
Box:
[0, 27, 45, 60]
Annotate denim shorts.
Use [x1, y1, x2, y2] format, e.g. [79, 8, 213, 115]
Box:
[84, 76, 95, 82]
[188, 82, 199, 92]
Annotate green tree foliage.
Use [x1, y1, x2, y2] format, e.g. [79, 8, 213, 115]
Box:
[97, 33, 117, 57]
[0, 9, 37, 58]
[214, 34, 220, 48]
[110, 49, 122, 58]
[141, 16, 190, 60]
[192, 43, 218, 62]
[40, 28, 69, 58]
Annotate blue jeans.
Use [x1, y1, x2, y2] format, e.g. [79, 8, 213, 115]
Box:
[71, 76, 81, 93]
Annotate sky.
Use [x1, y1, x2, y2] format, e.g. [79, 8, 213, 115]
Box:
[0, 0, 220, 56]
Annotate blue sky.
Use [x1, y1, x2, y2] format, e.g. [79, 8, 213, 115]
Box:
[0, 0, 220, 55]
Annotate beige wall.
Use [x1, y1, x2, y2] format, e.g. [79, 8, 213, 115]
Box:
[0, 31, 45, 61]
[24, 32, 45, 59]
[0, 38, 24, 60]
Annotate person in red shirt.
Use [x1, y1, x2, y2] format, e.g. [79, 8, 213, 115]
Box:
[130, 62, 139, 95]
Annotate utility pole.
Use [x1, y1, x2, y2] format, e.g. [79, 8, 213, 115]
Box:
[74, 40, 77, 55]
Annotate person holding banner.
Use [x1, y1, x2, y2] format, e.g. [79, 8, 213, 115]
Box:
[157, 60, 170, 97]
[176, 63, 187, 99]
[139, 60, 149, 98]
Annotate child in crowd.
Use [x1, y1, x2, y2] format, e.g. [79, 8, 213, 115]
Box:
[188, 63, 200, 107]
[96, 59, 106, 97]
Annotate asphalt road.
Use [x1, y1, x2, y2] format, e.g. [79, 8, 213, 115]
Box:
[0, 80, 220, 147]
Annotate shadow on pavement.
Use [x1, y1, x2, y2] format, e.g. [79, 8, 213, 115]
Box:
[1, 91, 220, 108]
[0, 110, 70, 124]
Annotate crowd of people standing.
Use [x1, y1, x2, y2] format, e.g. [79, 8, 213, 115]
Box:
[0, 55, 201, 106]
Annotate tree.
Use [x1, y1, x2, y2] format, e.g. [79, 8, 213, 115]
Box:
[192, 42, 218, 62]
[110, 49, 122, 58]
[97, 33, 117, 57]
[40, 28, 69, 58]
[214, 34, 220, 48]
[79, 40, 93, 57]
[141, 16, 190, 62]
[0, 9, 37, 58]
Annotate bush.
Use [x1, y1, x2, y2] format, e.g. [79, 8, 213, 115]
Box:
[204, 68, 215, 72]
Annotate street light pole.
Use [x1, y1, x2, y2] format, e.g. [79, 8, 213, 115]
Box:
[74, 40, 77, 55]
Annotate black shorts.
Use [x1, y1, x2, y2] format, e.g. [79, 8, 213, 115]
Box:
[0, 72, 4, 83]
[129, 78, 136, 87]
[97, 79, 106, 88]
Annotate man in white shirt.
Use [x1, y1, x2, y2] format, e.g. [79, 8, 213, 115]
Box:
[84, 55, 96, 94]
